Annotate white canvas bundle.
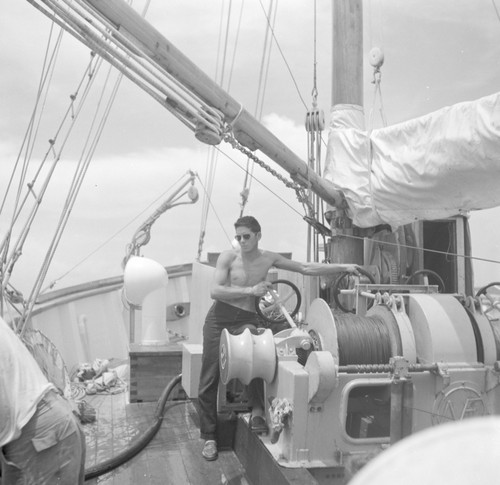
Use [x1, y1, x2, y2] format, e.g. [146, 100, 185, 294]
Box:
[324, 92, 500, 228]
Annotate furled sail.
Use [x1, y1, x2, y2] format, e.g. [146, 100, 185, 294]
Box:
[324, 92, 500, 228]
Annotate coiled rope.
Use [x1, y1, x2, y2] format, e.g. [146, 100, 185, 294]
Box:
[301, 309, 402, 367]
[335, 312, 398, 365]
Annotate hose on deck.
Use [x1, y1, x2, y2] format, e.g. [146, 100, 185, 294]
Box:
[84, 373, 183, 480]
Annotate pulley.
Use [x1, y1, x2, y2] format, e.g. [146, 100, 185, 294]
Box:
[305, 108, 325, 132]
[194, 106, 224, 145]
[368, 47, 384, 69]
[194, 124, 222, 145]
[303, 297, 417, 367]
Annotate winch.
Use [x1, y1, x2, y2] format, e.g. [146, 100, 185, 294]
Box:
[219, 279, 500, 470]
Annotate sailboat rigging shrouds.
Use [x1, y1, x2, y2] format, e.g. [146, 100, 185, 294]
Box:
[0, 16, 112, 327]
[29, 0, 227, 138]
[3, 1, 167, 331]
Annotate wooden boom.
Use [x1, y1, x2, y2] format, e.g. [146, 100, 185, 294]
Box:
[84, 0, 344, 208]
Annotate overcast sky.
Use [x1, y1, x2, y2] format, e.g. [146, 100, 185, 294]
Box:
[1, 0, 500, 295]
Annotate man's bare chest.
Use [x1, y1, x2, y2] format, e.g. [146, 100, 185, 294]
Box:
[229, 257, 272, 286]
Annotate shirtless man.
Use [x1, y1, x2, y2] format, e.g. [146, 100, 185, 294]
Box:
[198, 216, 360, 461]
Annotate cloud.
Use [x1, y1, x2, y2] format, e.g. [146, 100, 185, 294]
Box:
[2, 110, 310, 294]
[2, 0, 500, 295]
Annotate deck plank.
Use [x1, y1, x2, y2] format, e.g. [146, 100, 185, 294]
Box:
[82, 389, 249, 485]
[179, 437, 228, 484]
[148, 446, 190, 485]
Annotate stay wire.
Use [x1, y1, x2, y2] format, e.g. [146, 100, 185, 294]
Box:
[210, 139, 500, 270]
[41, 0, 219, 133]
[3, 54, 102, 278]
[257, 0, 308, 111]
[255, 0, 278, 121]
[31, 61, 120, 303]
[0, 24, 62, 218]
[3, 50, 98, 249]
[2, 40, 102, 296]
[241, 0, 278, 216]
[491, 0, 500, 24]
[43, 172, 187, 293]
[311, 0, 318, 107]
[35, 0, 155, 295]
[225, 0, 245, 93]
[306, 0, 324, 262]
[340, 232, 500, 268]
[17, 59, 110, 328]
[0, 24, 63, 273]
[196, 0, 231, 261]
[194, 175, 233, 247]
[215, 145, 303, 218]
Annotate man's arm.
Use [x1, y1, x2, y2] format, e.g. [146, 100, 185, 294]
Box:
[271, 252, 360, 276]
[210, 251, 270, 300]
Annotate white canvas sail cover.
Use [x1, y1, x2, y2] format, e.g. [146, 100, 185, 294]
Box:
[324, 92, 500, 228]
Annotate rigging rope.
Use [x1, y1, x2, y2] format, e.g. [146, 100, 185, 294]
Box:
[25, 61, 121, 321]
[195, 175, 233, 247]
[4, 0, 158, 332]
[15, 61, 115, 332]
[0, 25, 64, 274]
[0, 20, 65, 317]
[14, 1, 500, 294]
[212, 143, 307, 228]
[32, 0, 223, 134]
[225, 2, 245, 93]
[29, 0, 316, 263]
[366, 0, 388, 130]
[204, 127, 500, 274]
[123, 170, 198, 268]
[255, 0, 277, 121]
[368, 54, 388, 130]
[217, 0, 233, 89]
[0, 25, 62, 217]
[1, 49, 103, 296]
[43, 171, 196, 294]
[196, 0, 240, 261]
[304, 0, 327, 263]
[239, 0, 278, 217]
[257, 0, 308, 111]
[493, 0, 500, 23]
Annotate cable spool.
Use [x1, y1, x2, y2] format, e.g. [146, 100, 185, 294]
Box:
[335, 311, 400, 365]
[297, 312, 399, 367]
[302, 299, 403, 367]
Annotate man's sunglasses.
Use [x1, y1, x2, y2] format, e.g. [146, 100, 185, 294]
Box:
[235, 234, 252, 241]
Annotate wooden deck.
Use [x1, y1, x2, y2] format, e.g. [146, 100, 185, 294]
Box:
[83, 389, 249, 484]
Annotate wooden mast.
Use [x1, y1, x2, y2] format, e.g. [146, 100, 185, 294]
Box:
[329, 0, 365, 267]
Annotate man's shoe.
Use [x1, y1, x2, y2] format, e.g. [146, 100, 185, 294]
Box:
[202, 440, 218, 461]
